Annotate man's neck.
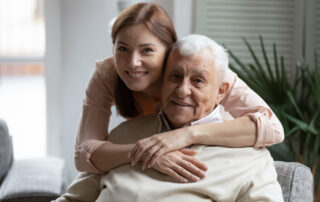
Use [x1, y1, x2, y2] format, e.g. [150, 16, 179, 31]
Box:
[158, 105, 223, 133]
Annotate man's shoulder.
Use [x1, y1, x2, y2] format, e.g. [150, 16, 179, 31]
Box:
[108, 114, 158, 144]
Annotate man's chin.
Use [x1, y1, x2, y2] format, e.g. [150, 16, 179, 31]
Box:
[168, 117, 193, 129]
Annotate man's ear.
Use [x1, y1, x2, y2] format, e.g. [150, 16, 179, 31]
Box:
[216, 82, 230, 103]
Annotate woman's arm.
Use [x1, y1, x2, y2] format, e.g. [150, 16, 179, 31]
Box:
[130, 116, 256, 168]
[91, 141, 207, 183]
[90, 142, 134, 172]
[191, 116, 256, 146]
[220, 68, 284, 146]
[74, 57, 118, 173]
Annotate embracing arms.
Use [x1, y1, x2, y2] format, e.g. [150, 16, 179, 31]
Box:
[75, 61, 283, 173]
[129, 69, 284, 168]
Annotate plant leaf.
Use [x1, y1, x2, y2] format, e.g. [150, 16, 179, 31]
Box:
[267, 143, 295, 162]
[260, 35, 275, 82]
[273, 43, 280, 82]
[283, 113, 317, 135]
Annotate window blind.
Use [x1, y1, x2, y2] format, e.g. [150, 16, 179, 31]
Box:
[316, 0, 320, 62]
[194, 0, 296, 75]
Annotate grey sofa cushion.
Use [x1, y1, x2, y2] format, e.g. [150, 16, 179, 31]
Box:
[0, 157, 66, 202]
[274, 161, 313, 202]
[0, 120, 13, 184]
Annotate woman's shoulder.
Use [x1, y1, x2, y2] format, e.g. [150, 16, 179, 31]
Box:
[93, 57, 118, 85]
[95, 57, 117, 76]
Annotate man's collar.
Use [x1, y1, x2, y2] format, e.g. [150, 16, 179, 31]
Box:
[191, 105, 223, 125]
[157, 105, 223, 133]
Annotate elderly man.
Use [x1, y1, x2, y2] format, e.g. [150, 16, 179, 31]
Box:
[56, 35, 283, 202]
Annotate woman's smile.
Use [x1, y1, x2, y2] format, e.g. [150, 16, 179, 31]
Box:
[126, 70, 148, 80]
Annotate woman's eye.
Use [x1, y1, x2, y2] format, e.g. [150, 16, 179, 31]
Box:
[117, 46, 127, 52]
[170, 74, 181, 81]
[143, 48, 153, 53]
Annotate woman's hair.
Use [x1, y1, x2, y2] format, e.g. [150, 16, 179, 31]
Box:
[172, 34, 229, 83]
[113, 2, 177, 118]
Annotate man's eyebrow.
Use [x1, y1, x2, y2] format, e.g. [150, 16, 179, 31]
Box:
[192, 69, 209, 76]
[170, 66, 184, 72]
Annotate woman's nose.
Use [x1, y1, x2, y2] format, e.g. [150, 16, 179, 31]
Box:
[129, 52, 142, 68]
[175, 80, 191, 98]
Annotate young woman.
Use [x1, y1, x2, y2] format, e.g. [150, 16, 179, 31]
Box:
[75, 2, 284, 178]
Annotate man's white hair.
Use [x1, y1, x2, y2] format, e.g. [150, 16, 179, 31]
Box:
[171, 34, 229, 83]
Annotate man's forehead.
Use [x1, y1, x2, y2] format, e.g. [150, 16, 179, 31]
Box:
[166, 50, 215, 74]
[168, 65, 210, 75]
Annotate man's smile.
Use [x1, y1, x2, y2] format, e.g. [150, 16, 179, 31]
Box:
[171, 100, 194, 108]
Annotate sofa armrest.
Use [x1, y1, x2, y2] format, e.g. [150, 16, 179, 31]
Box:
[0, 157, 68, 202]
[274, 161, 313, 202]
[0, 120, 13, 183]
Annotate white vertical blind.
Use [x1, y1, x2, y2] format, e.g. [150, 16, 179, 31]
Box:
[194, 0, 296, 75]
[316, 0, 320, 63]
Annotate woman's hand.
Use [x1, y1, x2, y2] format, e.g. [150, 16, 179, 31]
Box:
[129, 129, 193, 169]
[152, 148, 207, 183]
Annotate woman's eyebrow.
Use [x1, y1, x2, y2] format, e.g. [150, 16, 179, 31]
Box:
[139, 43, 156, 47]
[118, 41, 128, 45]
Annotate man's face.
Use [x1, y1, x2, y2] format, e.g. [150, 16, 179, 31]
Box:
[162, 48, 221, 128]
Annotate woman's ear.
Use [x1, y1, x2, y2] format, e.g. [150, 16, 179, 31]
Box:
[216, 82, 229, 103]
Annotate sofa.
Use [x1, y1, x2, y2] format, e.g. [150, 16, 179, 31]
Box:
[0, 119, 69, 202]
[0, 119, 314, 202]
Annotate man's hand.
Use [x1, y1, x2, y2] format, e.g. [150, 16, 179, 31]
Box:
[129, 129, 193, 170]
[151, 148, 207, 183]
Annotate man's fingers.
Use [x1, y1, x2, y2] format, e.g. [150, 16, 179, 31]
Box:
[162, 168, 188, 183]
[184, 156, 208, 172]
[180, 148, 198, 156]
[171, 164, 201, 182]
[178, 158, 206, 179]
[148, 147, 168, 168]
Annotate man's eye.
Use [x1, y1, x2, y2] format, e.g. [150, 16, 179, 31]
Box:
[117, 46, 127, 52]
[194, 79, 203, 83]
[193, 78, 204, 86]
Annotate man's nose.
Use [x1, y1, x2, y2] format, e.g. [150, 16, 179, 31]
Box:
[129, 52, 142, 68]
[175, 79, 192, 98]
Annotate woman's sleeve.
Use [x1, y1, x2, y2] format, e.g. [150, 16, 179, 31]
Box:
[74, 58, 118, 173]
[221, 68, 284, 147]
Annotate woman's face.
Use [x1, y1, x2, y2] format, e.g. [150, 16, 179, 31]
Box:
[113, 23, 167, 93]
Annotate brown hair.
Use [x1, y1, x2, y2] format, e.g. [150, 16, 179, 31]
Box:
[113, 2, 177, 118]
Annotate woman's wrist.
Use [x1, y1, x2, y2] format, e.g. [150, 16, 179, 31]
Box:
[183, 125, 202, 145]
[188, 123, 217, 145]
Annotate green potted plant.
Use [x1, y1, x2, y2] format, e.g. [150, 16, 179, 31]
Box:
[227, 36, 320, 198]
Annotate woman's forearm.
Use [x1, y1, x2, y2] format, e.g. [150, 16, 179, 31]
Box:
[91, 141, 134, 172]
[190, 117, 256, 147]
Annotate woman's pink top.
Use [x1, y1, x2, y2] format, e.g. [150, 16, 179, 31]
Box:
[74, 57, 284, 173]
